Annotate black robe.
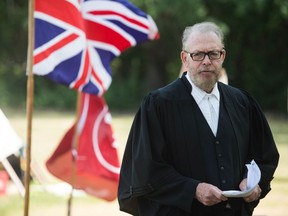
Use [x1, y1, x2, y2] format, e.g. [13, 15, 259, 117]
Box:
[118, 73, 279, 216]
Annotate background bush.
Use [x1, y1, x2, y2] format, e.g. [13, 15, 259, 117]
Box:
[0, 0, 287, 113]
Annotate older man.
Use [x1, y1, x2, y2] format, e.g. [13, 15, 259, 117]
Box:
[118, 22, 279, 216]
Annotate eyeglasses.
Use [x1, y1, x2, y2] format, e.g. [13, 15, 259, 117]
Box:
[184, 50, 224, 61]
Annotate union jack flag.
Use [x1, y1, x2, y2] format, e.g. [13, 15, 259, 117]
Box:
[33, 0, 159, 95]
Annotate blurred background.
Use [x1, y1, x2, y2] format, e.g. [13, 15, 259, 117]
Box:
[0, 0, 288, 113]
[0, 0, 288, 215]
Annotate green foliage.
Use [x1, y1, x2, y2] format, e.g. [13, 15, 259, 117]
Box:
[205, 0, 288, 111]
[126, 0, 288, 112]
[0, 0, 28, 109]
[0, 0, 287, 112]
[105, 48, 151, 110]
[0, 62, 27, 108]
[34, 77, 77, 110]
[0, 0, 28, 62]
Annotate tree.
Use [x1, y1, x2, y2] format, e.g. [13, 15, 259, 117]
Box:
[0, 0, 28, 108]
[108, 0, 288, 112]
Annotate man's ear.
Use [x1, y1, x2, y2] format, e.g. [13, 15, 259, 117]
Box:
[180, 51, 188, 66]
[221, 49, 226, 61]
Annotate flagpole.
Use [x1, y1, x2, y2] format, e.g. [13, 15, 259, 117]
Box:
[67, 91, 82, 216]
[24, 0, 35, 215]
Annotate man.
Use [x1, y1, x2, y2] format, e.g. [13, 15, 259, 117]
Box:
[118, 22, 279, 216]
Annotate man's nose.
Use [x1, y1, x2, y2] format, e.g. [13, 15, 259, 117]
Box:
[202, 54, 212, 64]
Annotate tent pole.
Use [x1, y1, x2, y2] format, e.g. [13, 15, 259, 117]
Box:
[1, 158, 25, 197]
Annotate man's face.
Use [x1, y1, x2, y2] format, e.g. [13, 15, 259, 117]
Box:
[181, 32, 225, 93]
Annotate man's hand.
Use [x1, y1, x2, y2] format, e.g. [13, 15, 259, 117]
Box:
[195, 183, 228, 206]
[239, 178, 262, 202]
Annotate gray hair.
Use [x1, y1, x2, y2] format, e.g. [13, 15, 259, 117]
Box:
[182, 22, 224, 50]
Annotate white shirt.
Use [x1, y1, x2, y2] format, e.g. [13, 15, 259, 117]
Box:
[185, 74, 220, 136]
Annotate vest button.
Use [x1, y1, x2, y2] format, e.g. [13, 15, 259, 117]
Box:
[222, 180, 226, 184]
[220, 166, 225, 170]
[218, 153, 222, 157]
[215, 141, 220, 145]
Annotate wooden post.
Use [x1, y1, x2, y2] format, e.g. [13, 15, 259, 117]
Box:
[24, 0, 35, 215]
[67, 91, 82, 216]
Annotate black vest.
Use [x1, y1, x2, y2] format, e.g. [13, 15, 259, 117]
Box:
[192, 92, 242, 191]
[189, 92, 245, 216]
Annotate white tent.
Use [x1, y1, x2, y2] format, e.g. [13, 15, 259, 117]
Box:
[0, 109, 23, 160]
[0, 109, 25, 196]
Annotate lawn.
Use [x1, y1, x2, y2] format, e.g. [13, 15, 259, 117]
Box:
[0, 110, 287, 216]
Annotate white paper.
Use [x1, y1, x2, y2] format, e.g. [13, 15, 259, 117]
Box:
[222, 160, 261, 198]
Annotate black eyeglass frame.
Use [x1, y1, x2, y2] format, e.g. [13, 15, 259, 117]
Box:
[183, 49, 225, 61]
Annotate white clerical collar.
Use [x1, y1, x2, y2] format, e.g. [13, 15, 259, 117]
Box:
[185, 73, 220, 104]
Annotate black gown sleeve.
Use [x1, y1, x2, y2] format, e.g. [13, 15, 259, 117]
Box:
[118, 94, 200, 215]
[247, 93, 279, 198]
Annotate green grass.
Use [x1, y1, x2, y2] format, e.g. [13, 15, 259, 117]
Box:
[0, 183, 105, 216]
[0, 111, 287, 216]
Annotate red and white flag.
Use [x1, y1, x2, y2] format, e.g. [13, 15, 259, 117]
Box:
[46, 93, 120, 201]
[34, 0, 159, 95]
[37, 0, 159, 201]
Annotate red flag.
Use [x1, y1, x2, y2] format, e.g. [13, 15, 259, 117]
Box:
[46, 93, 120, 201]
[41, 0, 160, 202]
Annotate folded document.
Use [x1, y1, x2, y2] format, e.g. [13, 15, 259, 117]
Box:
[222, 160, 261, 198]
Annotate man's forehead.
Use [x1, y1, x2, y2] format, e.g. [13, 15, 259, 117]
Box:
[188, 31, 221, 42]
[187, 32, 222, 49]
